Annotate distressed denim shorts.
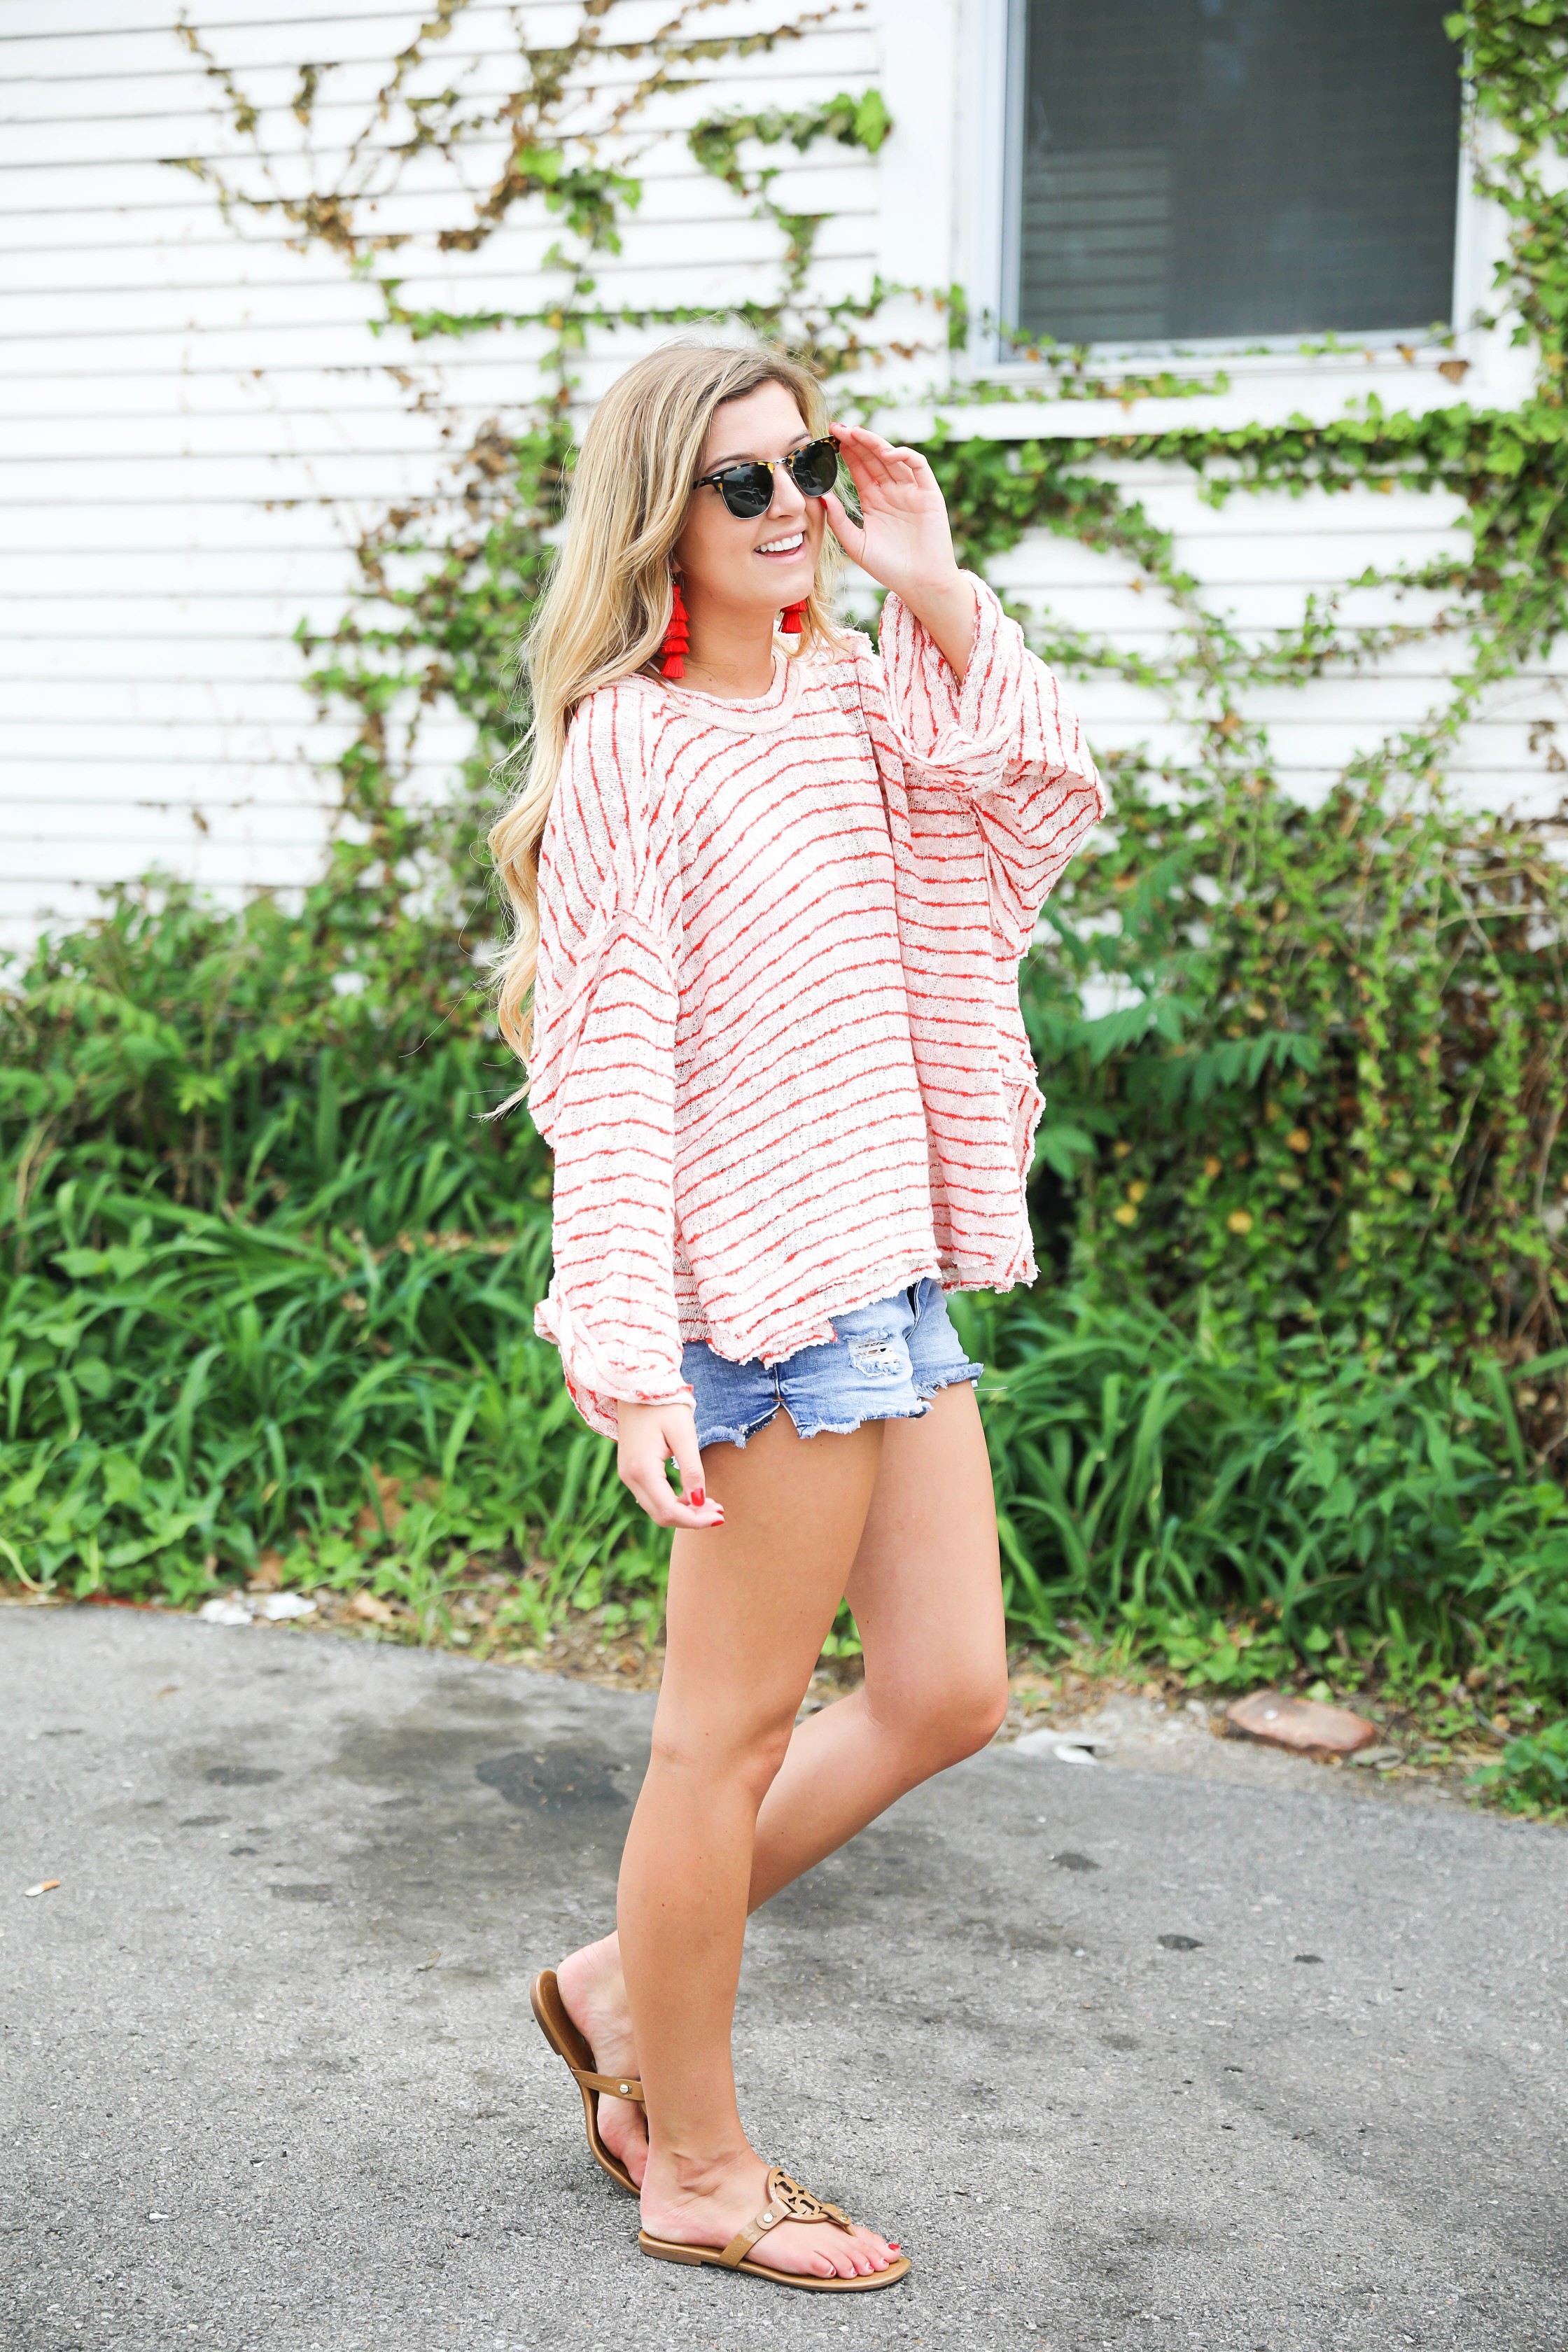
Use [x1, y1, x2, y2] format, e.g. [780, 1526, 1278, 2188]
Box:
[682, 1278, 984, 1453]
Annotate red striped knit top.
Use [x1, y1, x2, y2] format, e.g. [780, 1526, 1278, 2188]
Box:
[526, 574, 1104, 1438]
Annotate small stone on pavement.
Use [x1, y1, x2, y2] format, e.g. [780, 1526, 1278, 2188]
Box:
[1226, 1690, 1377, 1756]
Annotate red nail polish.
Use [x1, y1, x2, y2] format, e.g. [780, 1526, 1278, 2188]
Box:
[686, 1485, 704, 1506]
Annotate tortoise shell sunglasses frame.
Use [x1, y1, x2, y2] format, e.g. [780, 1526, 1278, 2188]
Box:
[692, 435, 841, 519]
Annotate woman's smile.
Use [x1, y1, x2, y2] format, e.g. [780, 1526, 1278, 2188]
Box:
[755, 529, 805, 559]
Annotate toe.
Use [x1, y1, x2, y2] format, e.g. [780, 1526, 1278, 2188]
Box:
[767, 2220, 858, 2278]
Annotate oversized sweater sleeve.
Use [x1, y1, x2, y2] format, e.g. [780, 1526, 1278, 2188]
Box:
[865, 573, 1105, 962]
[526, 682, 694, 1442]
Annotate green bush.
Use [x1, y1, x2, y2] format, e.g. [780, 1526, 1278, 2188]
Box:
[6, 563, 1568, 1830]
[4, 858, 1565, 1712]
[1470, 1717, 1568, 1817]
[0, 878, 669, 1637]
[1017, 756, 1568, 1373]
[953, 1291, 1568, 1697]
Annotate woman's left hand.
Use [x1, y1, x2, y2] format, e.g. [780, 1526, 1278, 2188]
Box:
[823, 421, 974, 676]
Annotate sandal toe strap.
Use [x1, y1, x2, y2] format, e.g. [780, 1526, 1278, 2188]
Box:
[716, 2166, 855, 2269]
[571, 2065, 645, 2102]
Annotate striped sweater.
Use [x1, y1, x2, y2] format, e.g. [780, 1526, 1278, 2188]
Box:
[526, 574, 1104, 1438]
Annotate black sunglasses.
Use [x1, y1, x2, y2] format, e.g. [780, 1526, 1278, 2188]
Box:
[694, 435, 839, 519]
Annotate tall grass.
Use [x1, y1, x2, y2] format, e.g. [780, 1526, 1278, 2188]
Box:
[0, 883, 671, 1633]
[4, 880, 1568, 1725]
[952, 1292, 1568, 1697]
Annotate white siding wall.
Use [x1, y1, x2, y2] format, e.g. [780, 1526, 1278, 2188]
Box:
[987, 471, 1568, 812]
[2, 0, 1563, 953]
[0, 0, 884, 944]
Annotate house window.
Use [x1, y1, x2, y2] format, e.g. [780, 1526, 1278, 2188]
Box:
[1009, 0, 1463, 348]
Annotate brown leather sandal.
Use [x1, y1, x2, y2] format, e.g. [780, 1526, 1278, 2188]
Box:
[528, 1968, 645, 2194]
[638, 2164, 911, 2291]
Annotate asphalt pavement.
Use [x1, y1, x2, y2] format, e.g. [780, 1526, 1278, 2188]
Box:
[2, 1604, 1564, 2352]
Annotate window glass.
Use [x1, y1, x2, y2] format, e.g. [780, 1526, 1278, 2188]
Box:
[1014, 0, 1462, 346]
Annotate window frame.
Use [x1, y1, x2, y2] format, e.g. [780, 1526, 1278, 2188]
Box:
[944, 0, 1516, 429]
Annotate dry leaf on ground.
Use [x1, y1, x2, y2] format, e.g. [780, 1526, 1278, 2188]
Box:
[354, 1468, 407, 1545]
[349, 1590, 397, 1625]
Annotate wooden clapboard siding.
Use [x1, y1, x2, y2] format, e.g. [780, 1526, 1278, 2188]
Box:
[983, 468, 1568, 818]
[1, 0, 1562, 954]
[0, 0, 882, 945]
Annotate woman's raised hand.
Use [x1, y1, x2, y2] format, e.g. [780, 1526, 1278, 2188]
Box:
[822, 421, 975, 678]
[822, 421, 961, 598]
[615, 1399, 724, 1532]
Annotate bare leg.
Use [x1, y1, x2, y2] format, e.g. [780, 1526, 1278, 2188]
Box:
[559, 1382, 1007, 2205]
[616, 1407, 897, 2276]
[749, 1378, 1008, 1901]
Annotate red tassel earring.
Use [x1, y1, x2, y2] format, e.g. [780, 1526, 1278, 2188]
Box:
[780, 598, 808, 636]
[659, 575, 690, 680]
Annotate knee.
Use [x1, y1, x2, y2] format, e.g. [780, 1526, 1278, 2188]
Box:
[937, 1671, 1011, 1763]
[648, 1709, 795, 1809]
[874, 1665, 1010, 1773]
[734, 1716, 795, 1804]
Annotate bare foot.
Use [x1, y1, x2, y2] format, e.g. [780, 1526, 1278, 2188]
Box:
[640, 2153, 901, 2281]
[555, 1935, 648, 2188]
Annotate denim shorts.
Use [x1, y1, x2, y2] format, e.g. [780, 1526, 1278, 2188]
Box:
[682, 1278, 984, 1452]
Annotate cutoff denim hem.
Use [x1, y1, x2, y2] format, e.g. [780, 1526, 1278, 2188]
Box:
[681, 1277, 984, 1454]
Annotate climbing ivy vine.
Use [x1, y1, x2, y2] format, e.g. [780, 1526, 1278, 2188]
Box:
[167, 0, 1567, 1450]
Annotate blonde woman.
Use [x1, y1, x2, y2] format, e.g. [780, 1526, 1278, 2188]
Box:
[493, 342, 1102, 2292]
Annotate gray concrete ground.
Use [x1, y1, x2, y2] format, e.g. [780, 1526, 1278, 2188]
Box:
[2, 1606, 1564, 2352]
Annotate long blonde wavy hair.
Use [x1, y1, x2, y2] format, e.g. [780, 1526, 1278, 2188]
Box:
[487, 340, 844, 1064]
